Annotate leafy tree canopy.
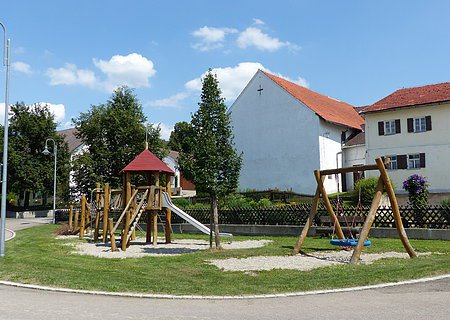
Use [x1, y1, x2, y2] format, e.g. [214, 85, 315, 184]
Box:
[0, 102, 70, 202]
[168, 121, 193, 153]
[72, 86, 167, 193]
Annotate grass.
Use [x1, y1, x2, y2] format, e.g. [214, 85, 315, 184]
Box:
[0, 224, 449, 296]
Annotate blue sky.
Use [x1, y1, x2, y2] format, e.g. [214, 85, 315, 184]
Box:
[1, 0, 450, 139]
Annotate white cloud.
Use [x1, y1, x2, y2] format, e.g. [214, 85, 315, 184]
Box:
[252, 18, 265, 26]
[0, 103, 7, 122]
[93, 53, 156, 91]
[147, 92, 189, 108]
[155, 122, 173, 140]
[0, 102, 66, 126]
[46, 63, 97, 87]
[237, 27, 300, 52]
[46, 53, 156, 92]
[192, 26, 238, 51]
[12, 61, 32, 75]
[185, 62, 309, 102]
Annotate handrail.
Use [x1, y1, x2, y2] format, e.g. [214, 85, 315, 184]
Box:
[129, 189, 149, 226]
[112, 188, 139, 233]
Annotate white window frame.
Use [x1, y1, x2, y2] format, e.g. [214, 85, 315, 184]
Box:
[408, 154, 420, 169]
[386, 155, 398, 170]
[384, 120, 396, 135]
[414, 117, 426, 133]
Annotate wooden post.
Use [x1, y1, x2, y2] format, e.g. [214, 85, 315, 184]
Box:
[153, 173, 159, 245]
[122, 210, 130, 251]
[315, 170, 345, 239]
[293, 179, 324, 255]
[79, 195, 86, 239]
[146, 173, 154, 243]
[102, 183, 110, 243]
[165, 174, 172, 243]
[350, 175, 384, 264]
[85, 205, 91, 234]
[109, 218, 116, 252]
[68, 205, 74, 231]
[376, 157, 417, 258]
[94, 183, 101, 242]
[74, 209, 79, 231]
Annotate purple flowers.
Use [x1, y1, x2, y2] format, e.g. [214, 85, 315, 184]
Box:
[403, 174, 429, 207]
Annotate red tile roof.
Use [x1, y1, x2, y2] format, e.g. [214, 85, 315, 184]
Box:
[363, 82, 450, 113]
[263, 71, 364, 130]
[121, 149, 174, 174]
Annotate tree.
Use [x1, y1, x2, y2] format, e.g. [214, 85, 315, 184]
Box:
[178, 71, 242, 249]
[0, 102, 70, 206]
[168, 121, 193, 153]
[72, 87, 167, 194]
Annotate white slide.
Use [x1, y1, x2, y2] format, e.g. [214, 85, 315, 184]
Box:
[161, 192, 233, 242]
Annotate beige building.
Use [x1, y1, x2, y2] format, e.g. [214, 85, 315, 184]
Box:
[363, 82, 450, 198]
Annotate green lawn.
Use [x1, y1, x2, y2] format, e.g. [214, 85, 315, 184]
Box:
[0, 225, 449, 296]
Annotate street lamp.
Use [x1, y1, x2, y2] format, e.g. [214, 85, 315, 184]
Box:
[43, 139, 57, 224]
[0, 21, 11, 257]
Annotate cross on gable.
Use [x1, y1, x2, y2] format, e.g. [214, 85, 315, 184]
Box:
[257, 84, 264, 95]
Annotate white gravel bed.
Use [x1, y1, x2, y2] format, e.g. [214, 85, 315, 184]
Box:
[208, 251, 432, 272]
[63, 236, 272, 259]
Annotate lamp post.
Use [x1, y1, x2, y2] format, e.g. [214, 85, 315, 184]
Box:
[43, 139, 57, 224]
[0, 21, 11, 257]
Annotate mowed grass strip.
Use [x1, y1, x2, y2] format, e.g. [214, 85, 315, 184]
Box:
[0, 224, 449, 296]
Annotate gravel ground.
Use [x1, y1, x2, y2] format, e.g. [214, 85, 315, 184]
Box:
[208, 251, 432, 272]
[59, 236, 272, 259]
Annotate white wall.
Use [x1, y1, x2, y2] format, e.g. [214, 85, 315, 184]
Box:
[163, 155, 180, 188]
[365, 103, 450, 192]
[230, 70, 321, 195]
[342, 144, 366, 191]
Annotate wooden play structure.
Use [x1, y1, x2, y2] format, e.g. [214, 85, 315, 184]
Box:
[293, 157, 417, 264]
[72, 147, 175, 252]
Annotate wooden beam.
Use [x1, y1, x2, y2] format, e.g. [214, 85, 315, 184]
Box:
[94, 183, 101, 242]
[102, 183, 110, 243]
[350, 175, 384, 264]
[79, 195, 86, 239]
[165, 174, 172, 244]
[314, 170, 345, 239]
[74, 208, 79, 231]
[293, 183, 322, 255]
[68, 205, 73, 231]
[109, 218, 115, 252]
[153, 173, 160, 245]
[320, 164, 380, 176]
[376, 157, 417, 258]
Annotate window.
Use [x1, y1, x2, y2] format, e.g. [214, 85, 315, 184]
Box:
[414, 117, 426, 133]
[408, 154, 420, 169]
[378, 119, 401, 135]
[384, 120, 396, 135]
[386, 155, 398, 170]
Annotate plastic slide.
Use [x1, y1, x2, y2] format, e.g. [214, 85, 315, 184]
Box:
[161, 192, 233, 242]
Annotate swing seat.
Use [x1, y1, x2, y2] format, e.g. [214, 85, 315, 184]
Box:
[330, 238, 372, 247]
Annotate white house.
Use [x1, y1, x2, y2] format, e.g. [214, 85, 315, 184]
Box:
[363, 82, 450, 197]
[230, 70, 364, 195]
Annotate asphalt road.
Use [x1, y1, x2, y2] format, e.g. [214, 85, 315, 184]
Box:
[0, 277, 448, 320]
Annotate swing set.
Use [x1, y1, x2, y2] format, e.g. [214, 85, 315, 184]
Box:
[293, 157, 417, 264]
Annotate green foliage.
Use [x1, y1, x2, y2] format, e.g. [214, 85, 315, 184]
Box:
[72, 87, 167, 194]
[350, 177, 379, 205]
[219, 194, 273, 208]
[441, 198, 450, 206]
[178, 71, 242, 198]
[403, 174, 429, 208]
[168, 121, 193, 153]
[0, 102, 70, 202]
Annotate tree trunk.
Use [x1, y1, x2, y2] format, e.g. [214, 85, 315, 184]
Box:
[212, 195, 222, 250]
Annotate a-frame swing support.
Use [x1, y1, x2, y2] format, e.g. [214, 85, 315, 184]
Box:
[293, 157, 417, 264]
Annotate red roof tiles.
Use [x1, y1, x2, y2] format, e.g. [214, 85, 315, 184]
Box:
[363, 82, 450, 113]
[263, 71, 364, 130]
[121, 149, 174, 174]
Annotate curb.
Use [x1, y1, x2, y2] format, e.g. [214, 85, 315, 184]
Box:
[5, 228, 15, 241]
[1, 274, 449, 300]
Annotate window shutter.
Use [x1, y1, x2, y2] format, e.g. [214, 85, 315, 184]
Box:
[425, 116, 432, 131]
[395, 119, 401, 133]
[420, 153, 426, 168]
[407, 118, 414, 132]
[378, 121, 384, 135]
[397, 155, 407, 169]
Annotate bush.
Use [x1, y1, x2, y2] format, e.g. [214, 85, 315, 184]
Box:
[403, 174, 429, 207]
[441, 198, 450, 206]
[350, 177, 379, 205]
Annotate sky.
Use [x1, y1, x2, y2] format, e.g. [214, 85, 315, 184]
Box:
[1, 0, 450, 140]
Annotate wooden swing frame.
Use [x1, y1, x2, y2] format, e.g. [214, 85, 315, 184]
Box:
[293, 157, 417, 264]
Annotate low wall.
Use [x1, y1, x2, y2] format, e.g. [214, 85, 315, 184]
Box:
[170, 223, 450, 241]
[6, 210, 50, 219]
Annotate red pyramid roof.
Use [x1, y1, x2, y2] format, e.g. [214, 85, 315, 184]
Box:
[121, 149, 174, 174]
